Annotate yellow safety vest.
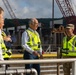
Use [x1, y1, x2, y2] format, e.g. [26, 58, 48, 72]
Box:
[26, 29, 41, 51]
[1, 31, 12, 58]
[1, 31, 6, 37]
[62, 35, 76, 56]
[0, 35, 7, 57]
[0, 35, 2, 50]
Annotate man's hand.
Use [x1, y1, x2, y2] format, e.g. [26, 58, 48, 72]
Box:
[40, 55, 43, 59]
[33, 51, 43, 59]
[33, 51, 39, 56]
[3, 36, 12, 42]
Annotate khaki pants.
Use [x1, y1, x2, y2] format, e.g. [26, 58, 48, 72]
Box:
[62, 56, 76, 75]
[63, 62, 72, 75]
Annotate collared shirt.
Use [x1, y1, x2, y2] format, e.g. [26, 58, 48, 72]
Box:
[0, 29, 1, 49]
[0, 29, 4, 60]
[0, 29, 1, 35]
[21, 28, 42, 55]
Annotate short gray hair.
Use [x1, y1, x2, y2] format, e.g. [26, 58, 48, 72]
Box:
[29, 18, 37, 25]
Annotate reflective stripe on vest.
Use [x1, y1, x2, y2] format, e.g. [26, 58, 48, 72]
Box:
[62, 35, 76, 56]
[3, 49, 12, 58]
[0, 35, 2, 49]
[1, 31, 6, 37]
[26, 29, 41, 51]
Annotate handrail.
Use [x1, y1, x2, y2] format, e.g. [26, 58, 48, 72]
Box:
[0, 58, 76, 64]
[0, 58, 76, 75]
[0, 68, 37, 75]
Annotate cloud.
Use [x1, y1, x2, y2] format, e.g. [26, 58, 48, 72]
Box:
[0, 0, 10, 18]
[0, 0, 63, 19]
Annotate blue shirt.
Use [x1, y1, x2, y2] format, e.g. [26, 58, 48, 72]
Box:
[21, 28, 42, 55]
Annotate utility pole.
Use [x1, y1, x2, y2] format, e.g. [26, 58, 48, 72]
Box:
[52, 0, 54, 28]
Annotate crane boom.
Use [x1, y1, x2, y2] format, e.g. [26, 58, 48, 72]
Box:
[2, 0, 20, 32]
[55, 0, 76, 24]
[2, 0, 16, 18]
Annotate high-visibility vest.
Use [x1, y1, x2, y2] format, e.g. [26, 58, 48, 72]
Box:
[0, 35, 7, 57]
[1, 31, 12, 58]
[26, 29, 41, 51]
[3, 49, 12, 58]
[0, 35, 2, 49]
[62, 35, 76, 56]
[0, 35, 3, 50]
[1, 31, 6, 37]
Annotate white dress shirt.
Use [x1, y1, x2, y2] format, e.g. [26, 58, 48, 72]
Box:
[21, 28, 42, 55]
[0, 29, 4, 60]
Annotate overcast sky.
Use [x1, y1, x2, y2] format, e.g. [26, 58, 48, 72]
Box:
[0, 0, 76, 19]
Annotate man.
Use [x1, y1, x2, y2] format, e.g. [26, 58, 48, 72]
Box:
[62, 24, 76, 75]
[0, 7, 12, 69]
[2, 31, 12, 69]
[0, 7, 5, 67]
[21, 18, 43, 75]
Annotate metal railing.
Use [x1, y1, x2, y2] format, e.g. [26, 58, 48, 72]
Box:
[0, 58, 76, 75]
[0, 68, 37, 75]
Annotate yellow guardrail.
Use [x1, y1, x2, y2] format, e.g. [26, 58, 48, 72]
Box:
[11, 53, 57, 59]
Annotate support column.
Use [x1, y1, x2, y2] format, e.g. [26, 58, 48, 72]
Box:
[72, 61, 76, 75]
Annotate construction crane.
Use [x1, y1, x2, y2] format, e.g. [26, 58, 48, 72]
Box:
[51, 0, 76, 48]
[52, 0, 76, 33]
[55, 0, 76, 24]
[2, 0, 20, 32]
